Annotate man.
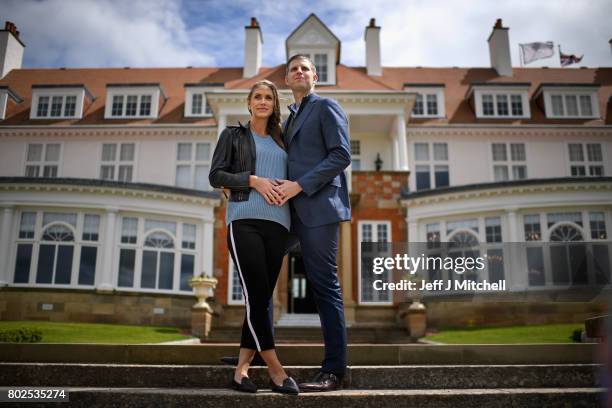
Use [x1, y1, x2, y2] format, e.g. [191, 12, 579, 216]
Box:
[273, 54, 351, 392]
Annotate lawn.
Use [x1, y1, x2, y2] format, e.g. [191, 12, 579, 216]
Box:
[426, 323, 585, 344]
[0, 321, 194, 344]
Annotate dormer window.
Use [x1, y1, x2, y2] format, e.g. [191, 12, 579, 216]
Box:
[286, 14, 340, 85]
[468, 83, 531, 119]
[30, 85, 91, 119]
[535, 84, 599, 119]
[404, 84, 445, 118]
[184, 84, 217, 118]
[105, 84, 164, 119]
[290, 50, 333, 84]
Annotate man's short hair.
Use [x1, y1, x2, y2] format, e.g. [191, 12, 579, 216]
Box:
[285, 54, 317, 76]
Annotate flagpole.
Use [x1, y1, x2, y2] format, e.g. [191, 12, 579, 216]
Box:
[558, 45, 561, 67]
[519, 45, 523, 67]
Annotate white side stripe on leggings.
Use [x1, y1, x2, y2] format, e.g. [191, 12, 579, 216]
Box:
[229, 222, 262, 352]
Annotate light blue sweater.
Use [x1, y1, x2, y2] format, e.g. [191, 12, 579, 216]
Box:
[226, 131, 291, 231]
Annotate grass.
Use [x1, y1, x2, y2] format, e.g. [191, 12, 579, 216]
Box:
[0, 321, 194, 344]
[426, 323, 584, 344]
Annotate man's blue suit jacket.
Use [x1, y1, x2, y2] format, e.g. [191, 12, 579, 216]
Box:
[283, 93, 352, 227]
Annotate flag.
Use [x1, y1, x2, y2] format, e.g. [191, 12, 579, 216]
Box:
[519, 42, 554, 64]
[560, 51, 583, 67]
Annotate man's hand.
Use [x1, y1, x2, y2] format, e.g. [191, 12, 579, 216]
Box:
[250, 176, 284, 205]
[273, 179, 302, 205]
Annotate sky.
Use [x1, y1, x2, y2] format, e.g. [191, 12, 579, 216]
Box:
[2, 0, 611, 69]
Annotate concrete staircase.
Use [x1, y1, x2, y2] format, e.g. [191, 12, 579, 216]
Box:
[0, 343, 606, 407]
[206, 325, 413, 343]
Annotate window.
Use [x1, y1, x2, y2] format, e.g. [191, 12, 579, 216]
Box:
[485, 217, 502, 243]
[175, 142, 211, 190]
[314, 54, 328, 82]
[100, 143, 135, 182]
[117, 217, 197, 292]
[524, 214, 541, 241]
[589, 212, 607, 240]
[407, 88, 445, 118]
[108, 94, 154, 118]
[359, 221, 392, 303]
[190, 93, 212, 116]
[492, 143, 527, 181]
[426, 223, 441, 249]
[292, 51, 334, 84]
[228, 259, 245, 304]
[413, 142, 449, 191]
[13, 211, 99, 287]
[568, 143, 604, 177]
[25, 143, 61, 178]
[105, 86, 161, 119]
[33, 94, 80, 118]
[350, 140, 361, 170]
[546, 92, 597, 118]
[412, 94, 440, 116]
[480, 93, 525, 117]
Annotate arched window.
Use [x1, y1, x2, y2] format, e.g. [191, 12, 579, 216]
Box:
[448, 231, 479, 248]
[141, 230, 175, 290]
[549, 224, 583, 242]
[448, 230, 480, 281]
[548, 223, 586, 285]
[37, 223, 75, 284]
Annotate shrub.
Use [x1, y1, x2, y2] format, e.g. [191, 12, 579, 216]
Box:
[0, 327, 43, 343]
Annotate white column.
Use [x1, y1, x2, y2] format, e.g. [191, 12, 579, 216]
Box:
[217, 114, 227, 139]
[0, 206, 15, 286]
[97, 209, 117, 291]
[202, 219, 214, 277]
[392, 136, 400, 171]
[408, 219, 418, 243]
[395, 114, 409, 171]
[505, 209, 525, 290]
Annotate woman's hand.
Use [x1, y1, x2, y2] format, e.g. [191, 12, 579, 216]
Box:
[249, 176, 284, 205]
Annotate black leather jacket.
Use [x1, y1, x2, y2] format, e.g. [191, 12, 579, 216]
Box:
[208, 123, 255, 201]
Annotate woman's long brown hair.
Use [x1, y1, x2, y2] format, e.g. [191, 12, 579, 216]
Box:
[247, 80, 285, 150]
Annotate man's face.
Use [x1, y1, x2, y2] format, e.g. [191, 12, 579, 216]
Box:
[285, 57, 317, 93]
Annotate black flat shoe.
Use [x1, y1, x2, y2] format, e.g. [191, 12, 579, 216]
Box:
[299, 372, 342, 392]
[270, 376, 299, 395]
[230, 376, 257, 393]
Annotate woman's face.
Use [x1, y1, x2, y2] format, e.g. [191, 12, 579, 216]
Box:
[249, 85, 275, 120]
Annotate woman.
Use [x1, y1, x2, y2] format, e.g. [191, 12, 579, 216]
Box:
[209, 80, 299, 395]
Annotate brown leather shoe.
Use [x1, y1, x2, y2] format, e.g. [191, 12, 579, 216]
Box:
[298, 372, 342, 392]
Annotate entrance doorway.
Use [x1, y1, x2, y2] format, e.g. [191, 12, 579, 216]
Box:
[287, 252, 317, 314]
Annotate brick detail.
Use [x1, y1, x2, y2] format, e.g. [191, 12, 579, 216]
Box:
[350, 171, 409, 304]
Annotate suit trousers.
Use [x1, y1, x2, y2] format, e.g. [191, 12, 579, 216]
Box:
[292, 212, 347, 376]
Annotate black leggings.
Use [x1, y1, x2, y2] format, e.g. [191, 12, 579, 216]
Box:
[227, 219, 288, 351]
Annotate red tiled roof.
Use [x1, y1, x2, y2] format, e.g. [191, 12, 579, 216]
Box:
[1, 65, 611, 125]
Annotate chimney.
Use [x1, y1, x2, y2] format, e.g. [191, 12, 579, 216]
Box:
[243, 17, 262, 78]
[487, 19, 512, 77]
[364, 18, 382, 76]
[0, 21, 25, 79]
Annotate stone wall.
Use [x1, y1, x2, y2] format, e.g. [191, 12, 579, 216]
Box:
[0, 288, 195, 328]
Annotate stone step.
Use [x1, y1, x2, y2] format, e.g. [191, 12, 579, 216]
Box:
[13, 387, 605, 408]
[0, 343, 597, 366]
[0, 363, 601, 389]
[205, 326, 412, 343]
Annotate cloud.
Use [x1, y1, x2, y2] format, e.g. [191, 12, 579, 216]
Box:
[3, 0, 611, 69]
[3, 0, 216, 67]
